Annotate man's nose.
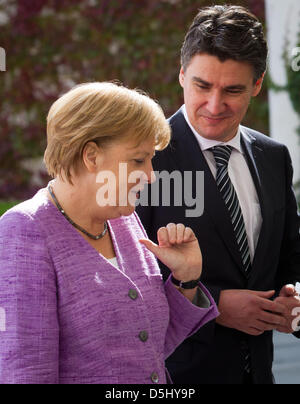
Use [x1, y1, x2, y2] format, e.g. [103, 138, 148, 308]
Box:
[206, 91, 226, 115]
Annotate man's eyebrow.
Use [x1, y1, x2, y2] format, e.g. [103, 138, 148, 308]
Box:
[192, 76, 247, 91]
[192, 77, 212, 87]
[225, 84, 247, 91]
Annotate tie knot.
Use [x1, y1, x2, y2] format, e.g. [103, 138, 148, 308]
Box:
[211, 145, 232, 167]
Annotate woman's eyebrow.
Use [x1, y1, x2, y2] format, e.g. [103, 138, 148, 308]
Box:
[130, 151, 156, 157]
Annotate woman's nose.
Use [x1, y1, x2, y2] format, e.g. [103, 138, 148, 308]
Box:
[149, 171, 156, 184]
[144, 162, 156, 185]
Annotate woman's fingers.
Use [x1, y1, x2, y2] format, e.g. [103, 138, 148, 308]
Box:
[166, 223, 177, 244]
[140, 224, 202, 279]
[183, 226, 194, 243]
[157, 224, 195, 246]
[176, 223, 185, 243]
[157, 226, 171, 247]
[139, 239, 160, 255]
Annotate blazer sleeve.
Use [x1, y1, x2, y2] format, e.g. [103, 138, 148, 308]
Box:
[163, 275, 219, 359]
[0, 211, 59, 384]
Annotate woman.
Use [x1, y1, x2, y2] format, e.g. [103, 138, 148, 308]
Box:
[0, 82, 218, 384]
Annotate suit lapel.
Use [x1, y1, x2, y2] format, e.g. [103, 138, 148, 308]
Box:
[170, 110, 247, 275]
[170, 112, 275, 279]
[240, 128, 270, 273]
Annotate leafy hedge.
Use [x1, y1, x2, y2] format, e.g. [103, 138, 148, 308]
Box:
[0, 0, 268, 200]
[0, 201, 20, 217]
[269, 33, 300, 134]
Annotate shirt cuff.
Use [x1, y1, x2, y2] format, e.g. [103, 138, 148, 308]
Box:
[192, 287, 211, 308]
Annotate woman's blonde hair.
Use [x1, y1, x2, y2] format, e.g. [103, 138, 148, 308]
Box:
[44, 82, 171, 183]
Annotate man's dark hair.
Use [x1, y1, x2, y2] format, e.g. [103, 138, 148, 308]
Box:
[181, 5, 268, 82]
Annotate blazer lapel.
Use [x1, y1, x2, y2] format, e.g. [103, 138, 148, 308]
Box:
[240, 128, 270, 273]
[170, 110, 247, 275]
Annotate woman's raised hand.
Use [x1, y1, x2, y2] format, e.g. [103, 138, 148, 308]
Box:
[139, 223, 202, 282]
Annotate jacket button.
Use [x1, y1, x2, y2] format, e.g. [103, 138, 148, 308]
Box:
[128, 289, 138, 300]
[139, 330, 148, 342]
[151, 372, 159, 384]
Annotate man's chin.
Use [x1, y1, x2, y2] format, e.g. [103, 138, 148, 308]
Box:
[194, 122, 237, 142]
[196, 129, 228, 141]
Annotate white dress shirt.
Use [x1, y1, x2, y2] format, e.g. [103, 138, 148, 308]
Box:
[182, 105, 262, 262]
[108, 256, 119, 269]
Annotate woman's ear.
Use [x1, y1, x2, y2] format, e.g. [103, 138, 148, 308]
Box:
[82, 141, 103, 173]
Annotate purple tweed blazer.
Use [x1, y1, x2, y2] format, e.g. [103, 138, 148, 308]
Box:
[0, 189, 218, 384]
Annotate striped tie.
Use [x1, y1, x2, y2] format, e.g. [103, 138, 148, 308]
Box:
[211, 146, 252, 274]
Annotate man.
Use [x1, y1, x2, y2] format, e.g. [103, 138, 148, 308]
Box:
[136, 5, 300, 384]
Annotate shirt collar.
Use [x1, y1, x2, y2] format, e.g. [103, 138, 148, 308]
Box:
[182, 104, 242, 153]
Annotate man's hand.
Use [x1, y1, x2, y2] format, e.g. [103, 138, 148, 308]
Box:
[216, 289, 288, 336]
[274, 285, 300, 334]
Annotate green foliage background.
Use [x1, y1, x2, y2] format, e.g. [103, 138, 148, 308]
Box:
[0, 0, 268, 200]
[0, 201, 19, 216]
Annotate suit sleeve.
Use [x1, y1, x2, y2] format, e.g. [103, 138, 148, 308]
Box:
[0, 212, 59, 384]
[276, 146, 300, 288]
[275, 147, 300, 338]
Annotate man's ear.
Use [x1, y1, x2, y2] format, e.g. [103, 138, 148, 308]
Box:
[82, 141, 103, 173]
[252, 72, 265, 97]
[179, 67, 185, 88]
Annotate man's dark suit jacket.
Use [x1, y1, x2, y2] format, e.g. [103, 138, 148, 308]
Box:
[136, 107, 300, 384]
